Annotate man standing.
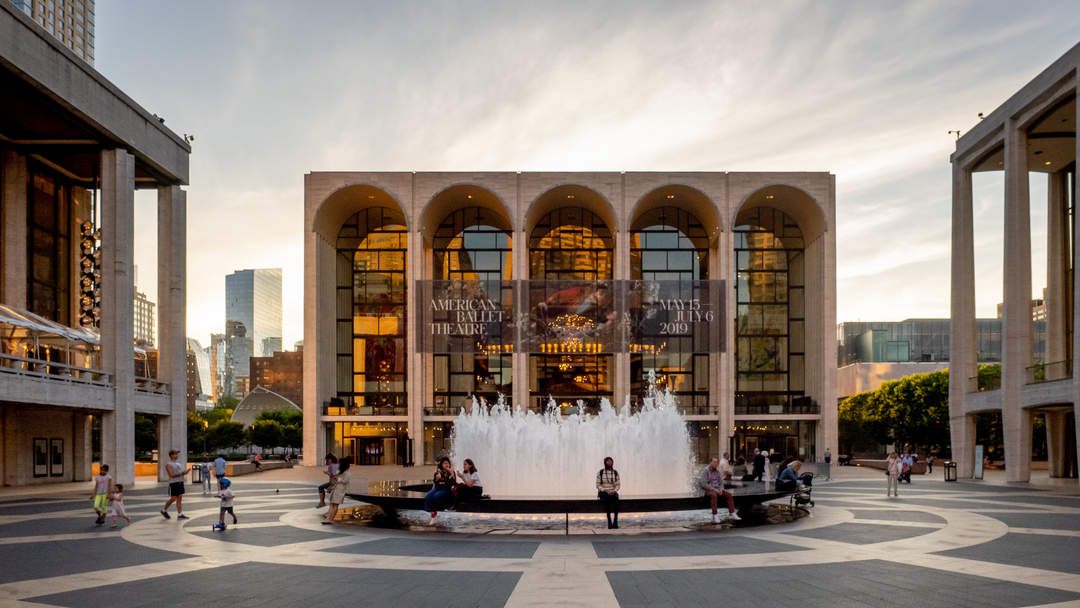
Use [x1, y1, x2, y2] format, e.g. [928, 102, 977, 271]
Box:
[700, 457, 740, 523]
[752, 448, 765, 482]
[161, 450, 191, 520]
[823, 448, 832, 481]
[213, 453, 227, 491]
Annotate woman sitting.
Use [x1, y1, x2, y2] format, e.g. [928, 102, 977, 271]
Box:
[424, 456, 456, 524]
[454, 458, 483, 505]
[776, 461, 802, 491]
[322, 457, 352, 524]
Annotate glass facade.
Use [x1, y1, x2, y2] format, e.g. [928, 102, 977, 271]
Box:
[225, 268, 282, 379]
[431, 207, 513, 413]
[734, 207, 806, 414]
[335, 207, 407, 414]
[629, 206, 710, 413]
[528, 207, 613, 411]
[27, 165, 71, 325]
[325, 421, 408, 465]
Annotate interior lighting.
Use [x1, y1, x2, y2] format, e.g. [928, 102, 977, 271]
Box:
[467, 194, 473, 199]
[1044, 160, 1053, 166]
[567, 194, 575, 199]
[666, 194, 675, 199]
[765, 194, 775, 200]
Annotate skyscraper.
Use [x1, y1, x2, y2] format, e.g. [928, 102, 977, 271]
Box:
[133, 267, 155, 347]
[9, 0, 95, 66]
[225, 268, 283, 391]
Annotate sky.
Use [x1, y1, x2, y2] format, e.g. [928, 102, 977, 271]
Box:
[93, 1, 1080, 349]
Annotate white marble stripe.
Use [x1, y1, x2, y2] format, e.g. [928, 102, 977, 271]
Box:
[0, 556, 224, 600]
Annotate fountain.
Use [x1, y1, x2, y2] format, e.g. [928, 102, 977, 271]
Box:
[449, 373, 694, 497]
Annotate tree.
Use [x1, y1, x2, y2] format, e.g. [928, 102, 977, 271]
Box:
[207, 421, 247, 452]
[134, 414, 158, 456]
[218, 396, 240, 410]
[256, 408, 302, 427]
[188, 413, 208, 455]
[282, 424, 302, 449]
[838, 368, 952, 456]
[250, 419, 284, 450]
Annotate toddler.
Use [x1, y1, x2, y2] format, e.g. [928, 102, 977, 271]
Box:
[213, 477, 237, 530]
[109, 484, 132, 528]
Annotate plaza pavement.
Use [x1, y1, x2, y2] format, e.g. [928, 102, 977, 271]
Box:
[0, 465, 1076, 607]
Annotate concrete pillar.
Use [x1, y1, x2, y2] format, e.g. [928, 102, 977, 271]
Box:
[613, 227, 630, 407]
[1002, 120, 1033, 483]
[714, 231, 731, 453]
[512, 227, 529, 411]
[1, 150, 28, 308]
[407, 229, 424, 467]
[949, 162, 977, 478]
[302, 232, 332, 466]
[2, 406, 18, 486]
[156, 186, 187, 480]
[1045, 411, 1068, 477]
[72, 413, 92, 481]
[99, 149, 136, 486]
[1046, 171, 1068, 366]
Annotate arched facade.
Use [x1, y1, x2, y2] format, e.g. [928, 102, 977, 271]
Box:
[304, 172, 836, 467]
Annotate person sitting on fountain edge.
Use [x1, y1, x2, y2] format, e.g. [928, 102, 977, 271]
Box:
[424, 456, 456, 524]
[776, 460, 802, 491]
[700, 457, 740, 523]
[596, 456, 620, 529]
[453, 458, 483, 506]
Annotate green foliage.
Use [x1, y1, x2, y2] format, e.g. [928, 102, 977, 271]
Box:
[838, 367, 958, 456]
[250, 419, 285, 449]
[282, 424, 301, 448]
[217, 396, 240, 410]
[134, 414, 158, 456]
[256, 408, 302, 427]
[207, 421, 247, 451]
[187, 413, 208, 454]
[978, 363, 1001, 391]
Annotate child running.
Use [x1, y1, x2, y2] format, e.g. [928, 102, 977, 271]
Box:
[90, 464, 112, 525]
[213, 478, 237, 530]
[109, 484, 132, 528]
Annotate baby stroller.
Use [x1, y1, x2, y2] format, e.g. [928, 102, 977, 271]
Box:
[790, 472, 814, 509]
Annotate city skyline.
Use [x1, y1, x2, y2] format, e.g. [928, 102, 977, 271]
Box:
[96, 2, 1080, 348]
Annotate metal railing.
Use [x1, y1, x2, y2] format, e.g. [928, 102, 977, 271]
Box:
[1026, 360, 1072, 385]
[134, 376, 170, 394]
[0, 352, 111, 386]
[734, 401, 820, 416]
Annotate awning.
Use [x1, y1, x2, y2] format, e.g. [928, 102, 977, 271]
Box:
[0, 303, 148, 354]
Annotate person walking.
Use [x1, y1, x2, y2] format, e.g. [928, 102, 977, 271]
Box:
[762, 449, 773, 484]
[317, 454, 339, 508]
[213, 454, 227, 491]
[90, 464, 112, 525]
[823, 448, 832, 481]
[700, 457, 740, 523]
[926, 453, 935, 475]
[161, 450, 191, 520]
[108, 484, 132, 528]
[424, 456, 456, 524]
[886, 451, 900, 497]
[596, 456, 620, 529]
[323, 457, 353, 524]
[200, 462, 212, 495]
[752, 448, 765, 481]
[900, 452, 914, 484]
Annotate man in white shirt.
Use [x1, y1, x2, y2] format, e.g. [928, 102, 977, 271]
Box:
[160, 450, 191, 520]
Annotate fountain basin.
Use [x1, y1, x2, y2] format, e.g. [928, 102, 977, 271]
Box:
[349, 480, 794, 519]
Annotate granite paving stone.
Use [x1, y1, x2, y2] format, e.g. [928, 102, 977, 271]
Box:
[847, 509, 947, 523]
[593, 535, 809, 558]
[187, 524, 345, 547]
[934, 532, 1080, 573]
[324, 537, 540, 558]
[0, 537, 193, 584]
[783, 522, 938, 544]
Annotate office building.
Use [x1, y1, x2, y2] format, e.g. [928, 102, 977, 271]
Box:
[133, 287, 155, 348]
[224, 268, 282, 382]
[250, 347, 302, 407]
[9, 0, 94, 66]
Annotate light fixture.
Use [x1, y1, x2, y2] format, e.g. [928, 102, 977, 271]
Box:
[567, 194, 575, 199]
[666, 194, 675, 199]
[765, 194, 775, 200]
[367, 195, 375, 199]
[466, 194, 473, 199]
[1045, 160, 1053, 166]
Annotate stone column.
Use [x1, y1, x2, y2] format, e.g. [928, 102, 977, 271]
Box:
[1046, 171, 1068, 367]
[156, 186, 187, 480]
[408, 229, 424, 467]
[1002, 121, 1033, 483]
[302, 232, 332, 466]
[713, 232, 731, 455]
[613, 228, 630, 407]
[1, 150, 28, 308]
[99, 149, 136, 486]
[1073, 85, 1080, 482]
[2, 406, 19, 486]
[72, 413, 92, 481]
[949, 161, 977, 478]
[513, 228, 529, 411]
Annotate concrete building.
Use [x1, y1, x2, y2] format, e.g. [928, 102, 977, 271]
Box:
[186, 338, 212, 412]
[208, 333, 225, 402]
[303, 172, 837, 467]
[9, 0, 94, 66]
[950, 43, 1079, 483]
[250, 348, 302, 407]
[0, 2, 188, 485]
[224, 268, 282, 382]
[838, 318, 1003, 366]
[230, 386, 301, 428]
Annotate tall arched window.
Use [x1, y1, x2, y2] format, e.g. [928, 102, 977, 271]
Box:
[734, 207, 805, 412]
[528, 206, 613, 411]
[335, 207, 408, 415]
[431, 207, 512, 411]
[629, 206, 709, 412]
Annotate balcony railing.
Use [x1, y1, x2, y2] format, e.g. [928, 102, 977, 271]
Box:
[0, 352, 111, 386]
[1026, 360, 1072, 385]
[734, 401, 820, 416]
[323, 399, 408, 416]
[134, 376, 170, 394]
